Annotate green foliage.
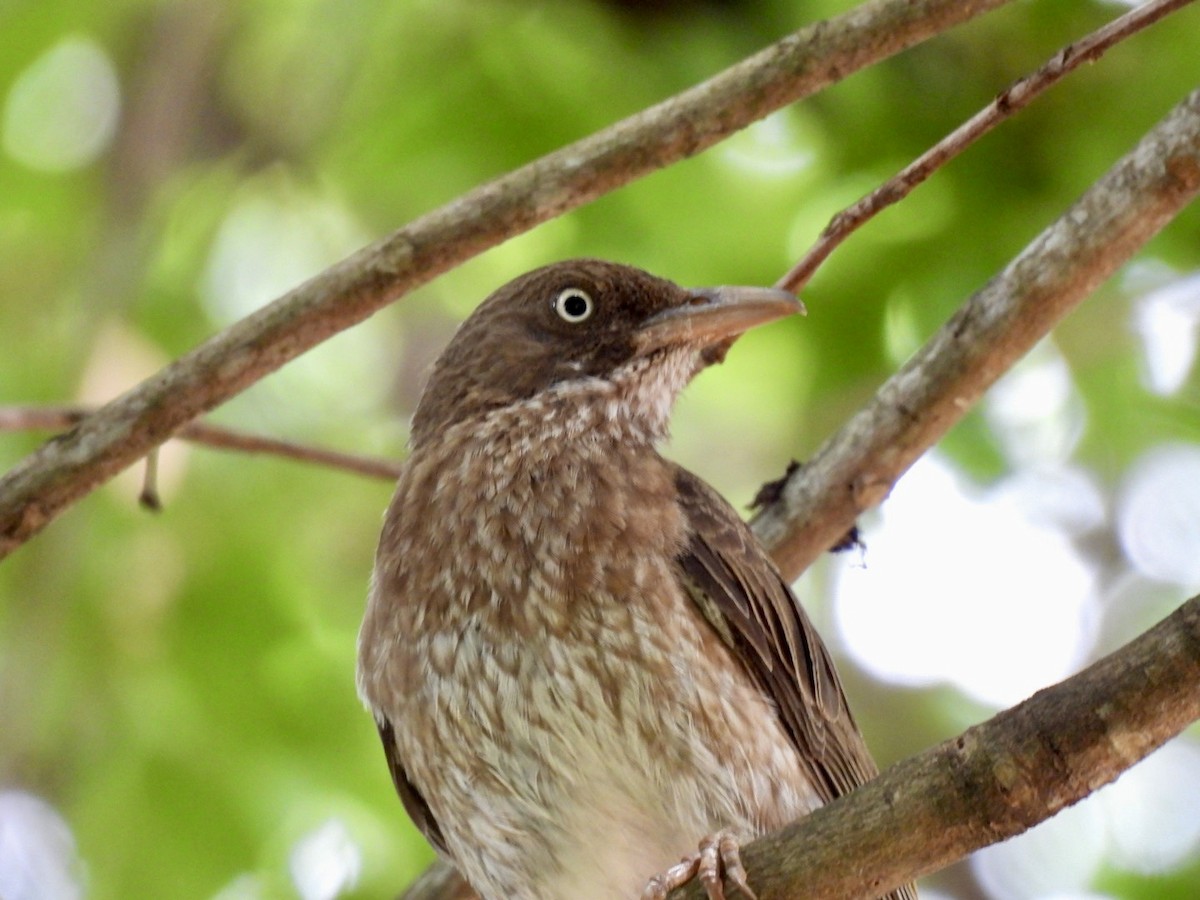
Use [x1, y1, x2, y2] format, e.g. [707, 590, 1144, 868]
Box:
[1, 1, 1198, 898]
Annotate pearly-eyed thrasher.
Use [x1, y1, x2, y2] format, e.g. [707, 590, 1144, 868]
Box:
[358, 259, 916, 900]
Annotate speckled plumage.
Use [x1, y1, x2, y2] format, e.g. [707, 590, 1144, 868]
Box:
[357, 260, 916, 900]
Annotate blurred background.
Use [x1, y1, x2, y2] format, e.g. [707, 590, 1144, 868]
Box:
[1, 0, 1198, 898]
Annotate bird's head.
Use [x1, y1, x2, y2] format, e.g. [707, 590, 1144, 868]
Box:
[410, 259, 802, 447]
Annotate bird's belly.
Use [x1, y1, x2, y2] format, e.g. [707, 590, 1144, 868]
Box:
[546, 776, 702, 900]
[402, 606, 817, 900]
[459, 673, 727, 900]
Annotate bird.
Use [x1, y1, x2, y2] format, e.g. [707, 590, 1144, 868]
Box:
[357, 259, 916, 900]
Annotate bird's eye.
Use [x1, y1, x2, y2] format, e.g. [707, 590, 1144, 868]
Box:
[554, 288, 594, 323]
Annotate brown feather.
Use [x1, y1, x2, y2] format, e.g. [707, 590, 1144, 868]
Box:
[672, 467, 877, 800]
[378, 717, 449, 856]
[673, 467, 918, 900]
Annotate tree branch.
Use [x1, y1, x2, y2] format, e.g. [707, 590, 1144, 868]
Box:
[754, 84, 1200, 580]
[672, 593, 1200, 899]
[7, 1, 1190, 511]
[0, 0, 1016, 559]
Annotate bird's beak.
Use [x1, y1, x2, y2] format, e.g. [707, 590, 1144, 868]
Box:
[634, 286, 804, 357]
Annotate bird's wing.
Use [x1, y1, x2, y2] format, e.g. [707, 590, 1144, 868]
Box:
[377, 717, 449, 856]
[672, 466, 879, 803]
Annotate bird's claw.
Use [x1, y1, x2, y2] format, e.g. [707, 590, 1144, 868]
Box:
[640, 831, 756, 900]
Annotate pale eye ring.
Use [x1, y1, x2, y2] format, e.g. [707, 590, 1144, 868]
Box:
[554, 288, 594, 323]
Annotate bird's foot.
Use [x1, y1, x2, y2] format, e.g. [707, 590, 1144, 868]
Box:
[641, 831, 756, 900]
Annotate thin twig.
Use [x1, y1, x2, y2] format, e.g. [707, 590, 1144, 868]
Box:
[139, 449, 162, 511]
[0, 0, 1018, 558]
[0, 406, 403, 482]
[178, 421, 404, 480]
[776, 0, 1198, 294]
